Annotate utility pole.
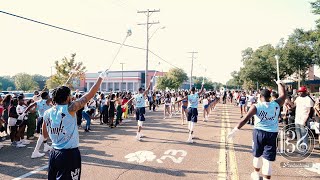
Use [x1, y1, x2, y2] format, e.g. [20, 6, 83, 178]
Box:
[188, 51, 198, 89]
[137, 9, 160, 88]
[120, 63, 125, 91]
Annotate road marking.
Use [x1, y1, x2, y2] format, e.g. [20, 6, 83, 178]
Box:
[218, 107, 227, 180]
[12, 164, 48, 180]
[225, 106, 239, 180]
[125, 149, 187, 164]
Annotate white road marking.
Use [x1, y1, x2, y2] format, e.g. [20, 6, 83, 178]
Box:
[12, 164, 48, 180]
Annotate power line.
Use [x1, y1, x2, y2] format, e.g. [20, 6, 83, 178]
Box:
[0, 10, 182, 72]
[0, 10, 145, 51]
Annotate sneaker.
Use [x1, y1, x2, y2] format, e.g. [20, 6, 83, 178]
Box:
[136, 134, 141, 141]
[140, 133, 144, 138]
[16, 143, 26, 148]
[187, 138, 193, 143]
[28, 136, 35, 140]
[163, 117, 166, 119]
[169, 114, 172, 118]
[43, 143, 52, 152]
[22, 139, 31, 145]
[0, 145, 3, 149]
[250, 172, 260, 180]
[84, 129, 90, 132]
[11, 142, 17, 146]
[31, 150, 45, 159]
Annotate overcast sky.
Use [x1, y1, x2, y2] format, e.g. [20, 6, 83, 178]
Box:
[0, 0, 318, 83]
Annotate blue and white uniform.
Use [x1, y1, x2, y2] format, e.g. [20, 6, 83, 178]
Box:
[187, 93, 199, 122]
[36, 99, 51, 134]
[135, 93, 146, 121]
[239, 96, 246, 106]
[44, 105, 81, 180]
[252, 101, 280, 161]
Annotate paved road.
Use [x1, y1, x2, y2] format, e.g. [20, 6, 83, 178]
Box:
[0, 104, 319, 180]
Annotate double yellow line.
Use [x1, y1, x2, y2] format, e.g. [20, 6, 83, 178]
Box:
[218, 104, 239, 180]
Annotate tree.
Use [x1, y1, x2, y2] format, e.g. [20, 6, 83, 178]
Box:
[156, 68, 188, 90]
[311, 0, 320, 28]
[0, 76, 16, 90]
[47, 53, 86, 89]
[14, 73, 39, 91]
[0, 82, 2, 91]
[32, 74, 48, 90]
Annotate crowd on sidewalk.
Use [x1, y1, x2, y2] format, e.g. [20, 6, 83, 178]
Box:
[0, 86, 319, 152]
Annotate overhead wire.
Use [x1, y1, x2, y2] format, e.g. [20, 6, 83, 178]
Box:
[0, 10, 182, 73]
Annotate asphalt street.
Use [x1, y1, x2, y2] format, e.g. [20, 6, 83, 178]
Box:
[0, 104, 319, 180]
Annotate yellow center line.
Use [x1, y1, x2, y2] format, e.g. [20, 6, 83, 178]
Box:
[225, 105, 240, 180]
[218, 105, 227, 180]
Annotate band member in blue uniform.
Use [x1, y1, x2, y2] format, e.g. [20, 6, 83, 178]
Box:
[228, 80, 285, 180]
[42, 71, 106, 180]
[123, 81, 152, 141]
[176, 83, 204, 143]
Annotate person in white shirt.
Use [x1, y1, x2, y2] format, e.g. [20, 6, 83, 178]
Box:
[16, 95, 30, 145]
[171, 94, 176, 114]
[293, 86, 314, 153]
[202, 94, 210, 122]
[246, 91, 256, 125]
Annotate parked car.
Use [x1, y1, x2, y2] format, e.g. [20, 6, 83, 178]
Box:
[24, 93, 34, 101]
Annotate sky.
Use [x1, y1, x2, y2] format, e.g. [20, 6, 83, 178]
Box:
[0, 0, 318, 83]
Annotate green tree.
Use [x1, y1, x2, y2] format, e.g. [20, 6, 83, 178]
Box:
[156, 68, 188, 90]
[47, 53, 86, 89]
[14, 73, 39, 91]
[0, 76, 16, 91]
[32, 74, 48, 90]
[311, 0, 320, 28]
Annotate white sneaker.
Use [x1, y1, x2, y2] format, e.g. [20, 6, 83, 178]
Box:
[140, 133, 144, 138]
[136, 134, 141, 141]
[43, 143, 52, 152]
[16, 143, 26, 148]
[163, 117, 166, 119]
[22, 139, 31, 145]
[250, 172, 260, 180]
[169, 114, 172, 118]
[31, 150, 45, 159]
[187, 138, 193, 143]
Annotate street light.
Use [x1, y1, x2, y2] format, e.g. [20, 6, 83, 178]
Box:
[149, 26, 166, 41]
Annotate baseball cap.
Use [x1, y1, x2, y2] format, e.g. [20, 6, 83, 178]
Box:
[298, 86, 307, 92]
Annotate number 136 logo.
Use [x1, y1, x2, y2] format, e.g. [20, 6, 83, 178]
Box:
[277, 124, 315, 161]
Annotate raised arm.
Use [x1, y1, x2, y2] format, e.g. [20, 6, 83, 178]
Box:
[23, 102, 37, 114]
[143, 82, 152, 97]
[275, 80, 286, 107]
[68, 72, 105, 115]
[198, 84, 205, 96]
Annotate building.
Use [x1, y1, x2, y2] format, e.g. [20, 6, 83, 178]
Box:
[81, 70, 165, 92]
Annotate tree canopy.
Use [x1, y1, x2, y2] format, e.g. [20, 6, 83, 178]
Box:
[14, 73, 39, 91]
[46, 53, 86, 89]
[156, 68, 188, 90]
[226, 1, 320, 90]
